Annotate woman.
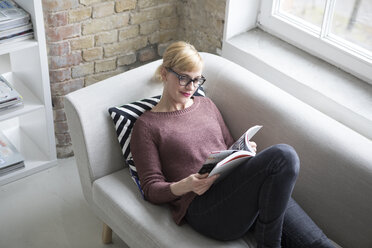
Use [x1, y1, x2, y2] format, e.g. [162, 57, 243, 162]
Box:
[131, 41, 334, 248]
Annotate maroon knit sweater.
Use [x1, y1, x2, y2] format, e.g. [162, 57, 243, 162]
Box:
[131, 96, 234, 225]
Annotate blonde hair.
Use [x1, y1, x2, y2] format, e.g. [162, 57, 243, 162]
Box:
[155, 41, 203, 82]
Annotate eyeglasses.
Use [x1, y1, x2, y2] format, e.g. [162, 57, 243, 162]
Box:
[166, 67, 206, 88]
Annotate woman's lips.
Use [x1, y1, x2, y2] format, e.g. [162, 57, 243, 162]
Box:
[181, 92, 191, 97]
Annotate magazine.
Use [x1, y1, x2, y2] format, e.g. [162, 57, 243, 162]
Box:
[0, 28, 33, 44]
[0, 22, 32, 39]
[0, 75, 23, 110]
[0, 0, 31, 31]
[0, 131, 24, 176]
[198, 125, 262, 181]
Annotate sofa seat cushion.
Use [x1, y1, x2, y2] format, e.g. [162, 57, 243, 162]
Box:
[92, 169, 256, 248]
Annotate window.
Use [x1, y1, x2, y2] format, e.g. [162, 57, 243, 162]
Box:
[258, 0, 372, 84]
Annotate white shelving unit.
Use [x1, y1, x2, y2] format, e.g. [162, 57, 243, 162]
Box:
[0, 0, 57, 186]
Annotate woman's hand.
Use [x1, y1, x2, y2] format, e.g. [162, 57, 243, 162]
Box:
[250, 141, 257, 153]
[188, 173, 219, 195]
[170, 173, 219, 196]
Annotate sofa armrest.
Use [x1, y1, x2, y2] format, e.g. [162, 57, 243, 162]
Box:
[65, 59, 163, 201]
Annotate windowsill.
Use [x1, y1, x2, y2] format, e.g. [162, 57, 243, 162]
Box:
[222, 28, 372, 140]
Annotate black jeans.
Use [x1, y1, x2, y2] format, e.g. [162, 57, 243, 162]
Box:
[185, 144, 334, 248]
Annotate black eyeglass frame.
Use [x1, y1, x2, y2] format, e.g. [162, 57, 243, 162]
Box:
[165, 67, 206, 88]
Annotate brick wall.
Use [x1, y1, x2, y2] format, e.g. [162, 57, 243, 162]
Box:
[42, 0, 226, 158]
[179, 0, 226, 54]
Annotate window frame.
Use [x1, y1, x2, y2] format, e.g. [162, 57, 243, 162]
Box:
[258, 0, 372, 85]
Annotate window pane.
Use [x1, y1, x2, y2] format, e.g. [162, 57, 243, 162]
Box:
[279, 0, 326, 28]
[331, 0, 372, 52]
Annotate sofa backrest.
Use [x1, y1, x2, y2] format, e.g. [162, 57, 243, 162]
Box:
[202, 54, 372, 248]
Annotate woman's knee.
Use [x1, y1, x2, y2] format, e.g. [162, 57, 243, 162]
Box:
[269, 144, 300, 177]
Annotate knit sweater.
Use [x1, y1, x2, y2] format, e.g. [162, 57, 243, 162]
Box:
[131, 96, 234, 225]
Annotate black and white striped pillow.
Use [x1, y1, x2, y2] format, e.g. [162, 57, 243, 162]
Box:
[108, 87, 205, 196]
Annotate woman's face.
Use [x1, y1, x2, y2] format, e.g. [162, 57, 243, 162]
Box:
[162, 67, 203, 107]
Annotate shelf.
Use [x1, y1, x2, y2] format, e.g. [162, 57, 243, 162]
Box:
[0, 39, 38, 56]
[0, 125, 57, 186]
[0, 72, 44, 121]
[0, 0, 57, 186]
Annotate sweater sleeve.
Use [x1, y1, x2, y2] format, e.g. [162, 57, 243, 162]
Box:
[131, 118, 180, 204]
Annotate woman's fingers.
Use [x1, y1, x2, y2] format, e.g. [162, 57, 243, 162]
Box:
[195, 173, 209, 179]
[250, 141, 257, 152]
[194, 174, 219, 195]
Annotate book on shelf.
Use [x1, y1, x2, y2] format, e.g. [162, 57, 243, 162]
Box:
[0, 0, 31, 31]
[0, 28, 33, 44]
[0, 22, 32, 39]
[198, 125, 262, 182]
[0, 23, 33, 40]
[0, 131, 25, 176]
[0, 0, 33, 44]
[0, 75, 23, 111]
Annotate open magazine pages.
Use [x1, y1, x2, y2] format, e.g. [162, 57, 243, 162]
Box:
[229, 125, 262, 153]
[208, 150, 254, 178]
[198, 125, 262, 182]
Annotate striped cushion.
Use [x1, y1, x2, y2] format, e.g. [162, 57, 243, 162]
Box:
[108, 87, 205, 196]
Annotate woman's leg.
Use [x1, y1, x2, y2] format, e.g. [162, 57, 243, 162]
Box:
[281, 198, 335, 248]
[185, 144, 299, 247]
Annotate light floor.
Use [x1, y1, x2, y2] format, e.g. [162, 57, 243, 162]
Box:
[0, 157, 129, 248]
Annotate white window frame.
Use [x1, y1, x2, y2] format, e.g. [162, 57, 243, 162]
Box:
[258, 0, 372, 85]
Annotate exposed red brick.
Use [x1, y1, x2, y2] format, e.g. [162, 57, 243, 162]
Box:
[48, 41, 70, 56]
[50, 78, 84, 96]
[47, 12, 68, 27]
[55, 133, 71, 146]
[50, 68, 71, 82]
[53, 109, 67, 122]
[46, 24, 81, 42]
[51, 96, 65, 109]
[50, 52, 82, 69]
[54, 121, 69, 133]
[139, 47, 156, 62]
[42, 0, 79, 12]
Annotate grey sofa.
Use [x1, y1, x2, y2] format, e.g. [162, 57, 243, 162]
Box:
[65, 53, 372, 248]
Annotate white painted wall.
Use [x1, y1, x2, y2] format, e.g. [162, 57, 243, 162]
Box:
[223, 0, 260, 41]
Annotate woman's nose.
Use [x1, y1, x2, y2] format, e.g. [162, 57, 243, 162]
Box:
[185, 80, 197, 89]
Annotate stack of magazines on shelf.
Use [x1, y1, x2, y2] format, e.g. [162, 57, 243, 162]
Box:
[0, 75, 23, 111]
[0, 131, 24, 176]
[0, 0, 33, 45]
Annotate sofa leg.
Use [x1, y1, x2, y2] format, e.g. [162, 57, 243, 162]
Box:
[102, 223, 113, 244]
